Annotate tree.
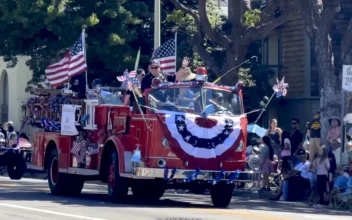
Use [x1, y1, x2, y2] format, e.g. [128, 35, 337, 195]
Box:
[0, 0, 155, 86]
[167, 0, 297, 84]
[295, 0, 352, 139]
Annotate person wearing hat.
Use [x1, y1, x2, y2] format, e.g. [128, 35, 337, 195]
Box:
[141, 59, 173, 96]
[307, 111, 321, 163]
[175, 57, 199, 107]
[273, 148, 311, 201]
[201, 92, 226, 117]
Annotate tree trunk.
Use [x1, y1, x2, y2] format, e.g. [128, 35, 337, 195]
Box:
[218, 45, 247, 85]
[312, 32, 341, 144]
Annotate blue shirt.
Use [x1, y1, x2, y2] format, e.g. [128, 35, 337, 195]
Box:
[334, 173, 349, 189]
[203, 104, 216, 117]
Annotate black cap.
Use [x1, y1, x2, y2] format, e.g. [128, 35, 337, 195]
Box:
[315, 111, 320, 115]
[92, 79, 101, 86]
[213, 92, 224, 99]
[296, 148, 306, 156]
[149, 60, 160, 66]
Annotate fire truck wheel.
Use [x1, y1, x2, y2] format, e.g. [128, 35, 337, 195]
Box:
[65, 175, 85, 196]
[7, 156, 26, 180]
[131, 179, 166, 200]
[210, 182, 234, 208]
[47, 149, 69, 195]
[108, 151, 128, 202]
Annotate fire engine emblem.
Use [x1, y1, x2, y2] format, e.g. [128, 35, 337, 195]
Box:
[157, 111, 242, 159]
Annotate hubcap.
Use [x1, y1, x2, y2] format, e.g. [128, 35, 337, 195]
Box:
[108, 163, 115, 189]
[50, 158, 58, 185]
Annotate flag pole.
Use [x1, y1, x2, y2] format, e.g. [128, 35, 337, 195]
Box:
[175, 32, 177, 70]
[134, 47, 141, 71]
[82, 28, 88, 91]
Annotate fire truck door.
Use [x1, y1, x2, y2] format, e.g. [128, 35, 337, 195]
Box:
[32, 134, 44, 168]
[128, 118, 148, 155]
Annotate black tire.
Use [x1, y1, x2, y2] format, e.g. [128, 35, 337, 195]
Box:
[48, 148, 66, 195]
[107, 150, 128, 202]
[131, 179, 166, 200]
[66, 175, 85, 196]
[210, 182, 234, 208]
[7, 155, 26, 180]
[47, 149, 84, 196]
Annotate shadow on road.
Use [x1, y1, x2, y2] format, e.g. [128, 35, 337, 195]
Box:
[0, 178, 350, 216]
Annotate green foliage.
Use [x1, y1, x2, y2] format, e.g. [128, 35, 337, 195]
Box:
[165, 0, 224, 71]
[243, 9, 262, 28]
[0, 0, 155, 86]
[238, 68, 255, 87]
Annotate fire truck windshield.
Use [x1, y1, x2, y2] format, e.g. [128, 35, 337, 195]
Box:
[147, 87, 242, 116]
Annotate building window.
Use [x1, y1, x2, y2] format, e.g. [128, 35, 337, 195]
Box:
[262, 37, 269, 65]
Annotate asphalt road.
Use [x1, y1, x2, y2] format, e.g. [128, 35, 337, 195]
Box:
[0, 176, 351, 220]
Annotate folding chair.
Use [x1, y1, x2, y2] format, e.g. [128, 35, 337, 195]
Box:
[331, 178, 352, 210]
[269, 160, 281, 189]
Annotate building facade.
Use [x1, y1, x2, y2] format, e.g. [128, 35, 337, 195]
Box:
[0, 57, 33, 130]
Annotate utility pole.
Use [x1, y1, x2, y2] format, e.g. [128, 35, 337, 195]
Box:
[154, 0, 161, 50]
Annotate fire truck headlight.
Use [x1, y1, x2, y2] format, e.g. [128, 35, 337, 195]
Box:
[161, 138, 170, 148]
[236, 141, 244, 152]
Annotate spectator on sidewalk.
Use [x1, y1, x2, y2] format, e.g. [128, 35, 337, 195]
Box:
[307, 111, 321, 163]
[289, 118, 304, 166]
[311, 145, 330, 206]
[259, 136, 274, 192]
[281, 131, 292, 172]
[265, 119, 282, 158]
[279, 149, 312, 201]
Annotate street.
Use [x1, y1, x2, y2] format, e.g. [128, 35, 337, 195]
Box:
[0, 176, 350, 220]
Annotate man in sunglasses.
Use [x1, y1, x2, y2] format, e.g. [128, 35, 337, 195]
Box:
[141, 60, 176, 96]
[290, 118, 304, 166]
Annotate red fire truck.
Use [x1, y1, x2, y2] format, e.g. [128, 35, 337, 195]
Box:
[21, 71, 257, 208]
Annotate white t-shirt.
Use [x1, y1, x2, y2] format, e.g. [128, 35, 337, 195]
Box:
[294, 160, 311, 180]
[281, 138, 291, 157]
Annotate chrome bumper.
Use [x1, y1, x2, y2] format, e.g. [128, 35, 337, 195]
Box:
[130, 167, 260, 182]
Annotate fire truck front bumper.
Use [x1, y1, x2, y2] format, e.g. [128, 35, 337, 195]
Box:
[128, 167, 260, 183]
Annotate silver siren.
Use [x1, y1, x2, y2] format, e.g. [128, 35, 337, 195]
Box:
[247, 155, 261, 171]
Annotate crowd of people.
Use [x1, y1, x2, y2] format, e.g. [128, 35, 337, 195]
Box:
[247, 112, 352, 208]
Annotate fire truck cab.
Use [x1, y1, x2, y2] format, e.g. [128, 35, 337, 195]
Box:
[26, 73, 257, 208]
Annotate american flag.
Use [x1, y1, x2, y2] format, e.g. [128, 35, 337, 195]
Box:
[151, 38, 176, 75]
[88, 147, 99, 156]
[71, 140, 86, 155]
[129, 70, 136, 77]
[117, 76, 126, 82]
[121, 71, 139, 89]
[45, 32, 87, 87]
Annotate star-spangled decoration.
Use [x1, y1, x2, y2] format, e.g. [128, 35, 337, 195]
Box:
[120, 70, 140, 89]
[176, 116, 184, 122]
[178, 125, 185, 131]
[70, 37, 84, 56]
[272, 77, 289, 98]
[153, 39, 175, 59]
[157, 80, 236, 91]
[174, 115, 234, 149]
[152, 38, 176, 75]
